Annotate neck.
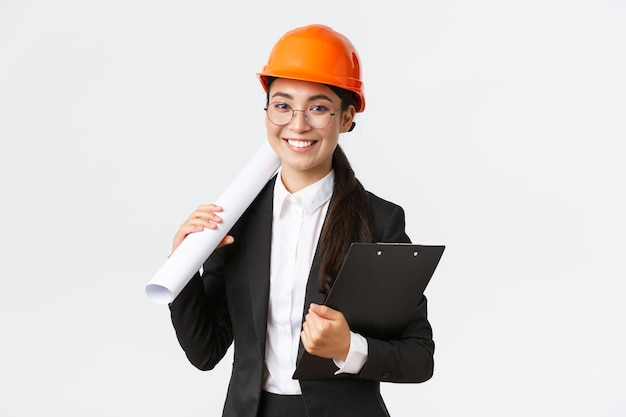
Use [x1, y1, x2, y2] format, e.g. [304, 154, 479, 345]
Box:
[280, 166, 332, 193]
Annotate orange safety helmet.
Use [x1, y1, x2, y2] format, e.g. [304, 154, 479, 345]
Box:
[257, 24, 366, 112]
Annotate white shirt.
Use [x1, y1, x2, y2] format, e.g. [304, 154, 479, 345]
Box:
[263, 169, 368, 395]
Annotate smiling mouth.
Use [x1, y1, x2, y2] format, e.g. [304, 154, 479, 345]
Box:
[286, 139, 316, 148]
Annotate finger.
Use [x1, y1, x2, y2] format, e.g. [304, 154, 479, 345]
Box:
[217, 235, 235, 248]
[300, 323, 318, 353]
[309, 303, 341, 321]
[188, 204, 223, 220]
[301, 313, 318, 336]
[190, 210, 223, 224]
[304, 313, 328, 340]
[196, 204, 224, 213]
[173, 223, 204, 243]
[178, 223, 206, 236]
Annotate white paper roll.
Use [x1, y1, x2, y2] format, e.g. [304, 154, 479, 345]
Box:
[145, 142, 281, 304]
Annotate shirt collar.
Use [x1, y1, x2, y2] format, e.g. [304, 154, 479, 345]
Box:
[274, 168, 335, 215]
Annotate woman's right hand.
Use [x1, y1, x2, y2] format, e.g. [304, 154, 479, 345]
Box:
[171, 204, 235, 254]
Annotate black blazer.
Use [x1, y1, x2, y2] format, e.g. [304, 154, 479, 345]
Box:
[169, 177, 434, 417]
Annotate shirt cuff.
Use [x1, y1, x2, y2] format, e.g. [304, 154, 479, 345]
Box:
[333, 331, 368, 375]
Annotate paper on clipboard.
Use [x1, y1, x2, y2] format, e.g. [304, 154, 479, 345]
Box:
[293, 242, 445, 380]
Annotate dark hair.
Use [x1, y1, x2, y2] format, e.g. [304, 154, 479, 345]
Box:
[265, 77, 374, 293]
[318, 146, 375, 293]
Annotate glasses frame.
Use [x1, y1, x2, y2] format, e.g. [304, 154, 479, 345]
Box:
[264, 102, 337, 130]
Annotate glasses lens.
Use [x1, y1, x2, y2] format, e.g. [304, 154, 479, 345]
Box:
[266, 102, 293, 126]
[266, 102, 333, 129]
[305, 106, 331, 129]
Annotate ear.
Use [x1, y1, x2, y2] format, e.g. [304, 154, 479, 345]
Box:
[339, 105, 356, 133]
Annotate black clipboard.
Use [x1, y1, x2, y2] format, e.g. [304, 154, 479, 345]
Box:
[292, 242, 445, 380]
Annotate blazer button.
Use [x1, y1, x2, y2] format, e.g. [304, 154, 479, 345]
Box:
[381, 372, 391, 380]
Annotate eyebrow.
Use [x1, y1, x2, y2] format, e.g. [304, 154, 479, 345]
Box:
[270, 92, 335, 103]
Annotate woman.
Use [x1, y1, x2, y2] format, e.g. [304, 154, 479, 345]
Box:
[168, 24, 434, 417]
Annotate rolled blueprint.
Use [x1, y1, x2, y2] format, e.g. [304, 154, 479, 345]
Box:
[145, 142, 281, 304]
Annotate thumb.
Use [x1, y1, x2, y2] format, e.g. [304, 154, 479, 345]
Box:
[217, 235, 235, 248]
[309, 303, 340, 320]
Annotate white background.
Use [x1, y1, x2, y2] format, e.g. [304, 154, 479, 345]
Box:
[1, 1, 625, 416]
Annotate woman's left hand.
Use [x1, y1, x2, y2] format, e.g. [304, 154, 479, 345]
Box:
[301, 303, 351, 361]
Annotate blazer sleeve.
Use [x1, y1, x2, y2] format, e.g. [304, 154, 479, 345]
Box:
[357, 195, 435, 383]
[168, 247, 234, 371]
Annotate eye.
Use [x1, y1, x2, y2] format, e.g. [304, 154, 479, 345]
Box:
[271, 102, 292, 113]
[308, 105, 329, 114]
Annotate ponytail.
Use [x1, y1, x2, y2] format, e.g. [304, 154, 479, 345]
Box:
[318, 145, 375, 294]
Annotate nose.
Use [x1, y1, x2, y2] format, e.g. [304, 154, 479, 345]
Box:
[289, 109, 311, 131]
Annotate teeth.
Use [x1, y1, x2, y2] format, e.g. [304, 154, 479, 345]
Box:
[287, 140, 314, 148]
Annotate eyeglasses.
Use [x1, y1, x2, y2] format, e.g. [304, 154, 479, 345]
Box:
[264, 102, 336, 129]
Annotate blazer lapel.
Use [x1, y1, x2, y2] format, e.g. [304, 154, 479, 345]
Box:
[245, 177, 276, 353]
[303, 246, 326, 308]
[303, 194, 334, 310]
[297, 242, 326, 361]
